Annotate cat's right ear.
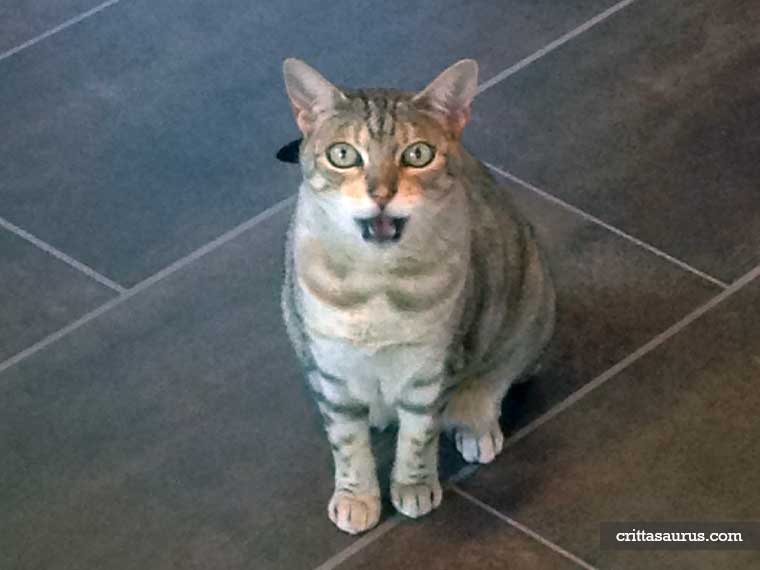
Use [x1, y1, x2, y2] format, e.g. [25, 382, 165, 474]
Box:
[283, 58, 346, 135]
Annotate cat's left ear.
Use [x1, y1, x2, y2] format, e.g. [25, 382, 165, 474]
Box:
[283, 58, 347, 135]
[413, 59, 478, 136]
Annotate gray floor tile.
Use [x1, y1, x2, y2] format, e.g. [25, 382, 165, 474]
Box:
[0, 209, 360, 570]
[337, 492, 582, 570]
[466, 0, 760, 283]
[0, 0, 613, 286]
[459, 274, 760, 569]
[0, 1, 96, 54]
[0, 230, 115, 362]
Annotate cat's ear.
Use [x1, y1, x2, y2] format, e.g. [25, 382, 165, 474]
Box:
[413, 59, 478, 136]
[283, 58, 346, 135]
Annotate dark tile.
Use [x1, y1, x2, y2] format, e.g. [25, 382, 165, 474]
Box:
[0, 230, 115, 362]
[337, 492, 582, 570]
[0, 1, 96, 54]
[460, 274, 760, 569]
[466, 0, 760, 282]
[0, 0, 613, 286]
[0, 208, 361, 570]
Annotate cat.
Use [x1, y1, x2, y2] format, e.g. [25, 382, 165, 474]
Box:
[280, 58, 555, 535]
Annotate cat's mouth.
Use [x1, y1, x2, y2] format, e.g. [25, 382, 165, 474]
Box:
[355, 215, 408, 244]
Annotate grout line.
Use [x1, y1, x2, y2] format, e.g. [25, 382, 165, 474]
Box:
[497, 263, 760, 454]
[475, 0, 639, 96]
[447, 464, 479, 483]
[312, 516, 403, 570]
[0, 294, 125, 377]
[485, 163, 730, 289]
[451, 486, 598, 570]
[0, 0, 125, 64]
[121, 196, 295, 293]
[0, 216, 126, 293]
[0, 196, 295, 376]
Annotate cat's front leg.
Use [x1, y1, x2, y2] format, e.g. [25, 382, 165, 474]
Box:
[311, 370, 381, 535]
[391, 380, 445, 519]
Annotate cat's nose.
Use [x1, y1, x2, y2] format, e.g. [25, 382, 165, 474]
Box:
[373, 196, 390, 211]
[367, 184, 396, 210]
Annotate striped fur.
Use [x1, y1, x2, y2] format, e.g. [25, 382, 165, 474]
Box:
[281, 59, 555, 534]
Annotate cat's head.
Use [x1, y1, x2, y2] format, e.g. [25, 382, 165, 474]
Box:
[283, 58, 478, 245]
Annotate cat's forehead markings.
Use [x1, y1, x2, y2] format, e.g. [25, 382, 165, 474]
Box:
[385, 98, 399, 136]
[354, 124, 371, 149]
[342, 89, 408, 141]
[366, 98, 383, 138]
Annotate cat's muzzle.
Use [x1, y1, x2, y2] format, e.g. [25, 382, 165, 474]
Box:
[355, 214, 408, 244]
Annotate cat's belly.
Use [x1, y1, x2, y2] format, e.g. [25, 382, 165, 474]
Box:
[308, 332, 449, 421]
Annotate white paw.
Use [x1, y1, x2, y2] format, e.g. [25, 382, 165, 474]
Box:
[454, 424, 504, 464]
[390, 479, 442, 519]
[328, 491, 381, 535]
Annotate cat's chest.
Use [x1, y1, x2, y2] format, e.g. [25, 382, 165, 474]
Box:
[294, 240, 467, 346]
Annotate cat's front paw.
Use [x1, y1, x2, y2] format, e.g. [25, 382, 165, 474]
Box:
[454, 423, 504, 464]
[390, 479, 442, 519]
[328, 490, 381, 535]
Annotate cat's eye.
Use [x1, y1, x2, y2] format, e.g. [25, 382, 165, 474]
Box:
[326, 142, 362, 169]
[401, 142, 436, 168]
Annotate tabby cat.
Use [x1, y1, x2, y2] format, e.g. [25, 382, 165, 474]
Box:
[280, 58, 555, 535]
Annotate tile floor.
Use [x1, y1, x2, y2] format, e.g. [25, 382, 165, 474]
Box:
[1, 1, 758, 568]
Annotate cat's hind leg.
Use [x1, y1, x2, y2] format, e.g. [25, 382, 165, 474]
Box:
[444, 326, 552, 464]
[443, 376, 505, 464]
[446, 365, 543, 463]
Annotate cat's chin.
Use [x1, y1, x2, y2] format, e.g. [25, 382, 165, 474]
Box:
[355, 214, 408, 244]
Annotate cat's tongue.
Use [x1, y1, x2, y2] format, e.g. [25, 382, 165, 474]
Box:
[369, 214, 396, 240]
[357, 214, 407, 243]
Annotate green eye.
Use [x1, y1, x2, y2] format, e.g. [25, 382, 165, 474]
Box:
[327, 142, 362, 168]
[402, 142, 435, 168]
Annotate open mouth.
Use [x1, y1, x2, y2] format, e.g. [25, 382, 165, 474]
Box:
[355, 215, 408, 243]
